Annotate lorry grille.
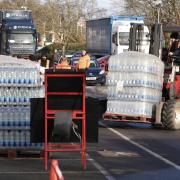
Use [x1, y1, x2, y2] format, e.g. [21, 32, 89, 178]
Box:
[10, 44, 35, 55]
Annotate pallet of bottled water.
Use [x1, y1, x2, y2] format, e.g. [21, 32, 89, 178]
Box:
[0, 130, 43, 148]
[106, 100, 155, 117]
[0, 55, 44, 149]
[0, 55, 41, 87]
[107, 86, 162, 103]
[0, 87, 44, 104]
[106, 51, 164, 118]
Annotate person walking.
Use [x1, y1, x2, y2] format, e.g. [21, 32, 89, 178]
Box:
[78, 50, 90, 70]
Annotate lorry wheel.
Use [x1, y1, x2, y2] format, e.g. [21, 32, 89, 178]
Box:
[161, 100, 180, 130]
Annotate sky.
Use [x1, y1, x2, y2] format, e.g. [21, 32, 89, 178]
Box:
[97, 0, 125, 15]
[97, 0, 113, 15]
[97, 0, 111, 10]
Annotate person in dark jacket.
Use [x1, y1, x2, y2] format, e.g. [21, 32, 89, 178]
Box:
[53, 49, 61, 65]
[38, 54, 50, 69]
[169, 32, 179, 53]
[169, 40, 180, 57]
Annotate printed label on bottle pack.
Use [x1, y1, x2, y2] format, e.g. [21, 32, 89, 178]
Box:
[116, 80, 124, 93]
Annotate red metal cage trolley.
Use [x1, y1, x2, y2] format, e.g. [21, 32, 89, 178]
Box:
[44, 70, 86, 170]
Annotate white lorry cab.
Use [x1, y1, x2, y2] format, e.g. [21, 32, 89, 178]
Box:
[112, 18, 150, 55]
[86, 16, 150, 57]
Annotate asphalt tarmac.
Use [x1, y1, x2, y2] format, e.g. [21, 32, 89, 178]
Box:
[1, 120, 180, 180]
[1, 86, 180, 180]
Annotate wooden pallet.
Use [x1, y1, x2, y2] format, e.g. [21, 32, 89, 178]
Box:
[0, 149, 43, 159]
[103, 113, 153, 123]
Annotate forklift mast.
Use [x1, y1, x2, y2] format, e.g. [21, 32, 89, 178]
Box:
[129, 23, 144, 52]
[149, 23, 164, 58]
[129, 23, 164, 58]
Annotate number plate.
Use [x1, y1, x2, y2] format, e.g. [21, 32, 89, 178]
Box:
[86, 77, 97, 80]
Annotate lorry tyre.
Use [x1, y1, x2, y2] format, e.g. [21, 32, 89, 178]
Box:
[161, 100, 180, 130]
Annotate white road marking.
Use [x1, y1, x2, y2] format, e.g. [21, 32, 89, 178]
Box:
[87, 153, 116, 180]
[100, 121, 180, 171]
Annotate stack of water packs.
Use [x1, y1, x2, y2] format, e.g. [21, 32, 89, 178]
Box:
[106, 51, 164, 118]
[0, 55, 44, 148]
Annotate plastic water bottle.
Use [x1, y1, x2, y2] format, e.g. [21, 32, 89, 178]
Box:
[8, 108, 14, 126]
[6, 107, 10, 126]
[25, 131, 31, 147]
[3, 130, 9, 147]
[0, 131, 3, 146]
[16, 108, 21, 126]
[3, 108, 8, 126]
[13, 107, 18, 126]
[19, 108, 24, 126]
[9, 131, 14, 147]
[14, 69, 19, 84]
[14, 130, 20, 147]
[3, 69, 8, 84]
[20, 131, 26, 147]
[0, 108, 2, 126]
[25, 108, 30, 126]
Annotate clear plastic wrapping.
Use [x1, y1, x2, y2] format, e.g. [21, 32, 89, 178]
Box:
[108, 51, 164, 75]
[106, 52, 164, 118]
[106, 100, 154, 117]
[106, 72, 163, 89]
[107, 86, 162, 103]
[0, 55, 44, 148]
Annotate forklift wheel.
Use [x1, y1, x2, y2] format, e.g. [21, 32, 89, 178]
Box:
[161, 100, 180, 130]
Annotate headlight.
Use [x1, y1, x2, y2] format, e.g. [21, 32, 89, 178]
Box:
[8, 40, 15, 43]
[6, 47, 10, 53]
[99, 70, 105, 75]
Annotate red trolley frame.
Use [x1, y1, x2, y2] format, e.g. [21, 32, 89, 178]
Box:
[44, 72, 86, 170]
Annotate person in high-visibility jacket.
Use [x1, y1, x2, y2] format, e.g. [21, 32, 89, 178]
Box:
[78, 50, 90, 69]
[56, 57, 71, 69]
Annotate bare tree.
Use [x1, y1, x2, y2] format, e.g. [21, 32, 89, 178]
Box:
[43, 0, 107, 49]
[0, 0, 107, 50]
[110, 0, 180, 25]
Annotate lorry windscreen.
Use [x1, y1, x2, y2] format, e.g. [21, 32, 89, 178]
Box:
[8, 33, 35, 43]
[119, 32, 129, 45]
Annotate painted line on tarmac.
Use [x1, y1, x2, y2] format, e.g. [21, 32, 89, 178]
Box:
[87, 153, 116, 180]
[0, 172, 48, 174]
[0, 170, 110, 174]
[100, 121, 180, 171]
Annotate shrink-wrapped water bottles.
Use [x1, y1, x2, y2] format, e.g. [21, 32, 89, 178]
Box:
[0, 55, 44, 148]
[106, 51, 164, 118]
